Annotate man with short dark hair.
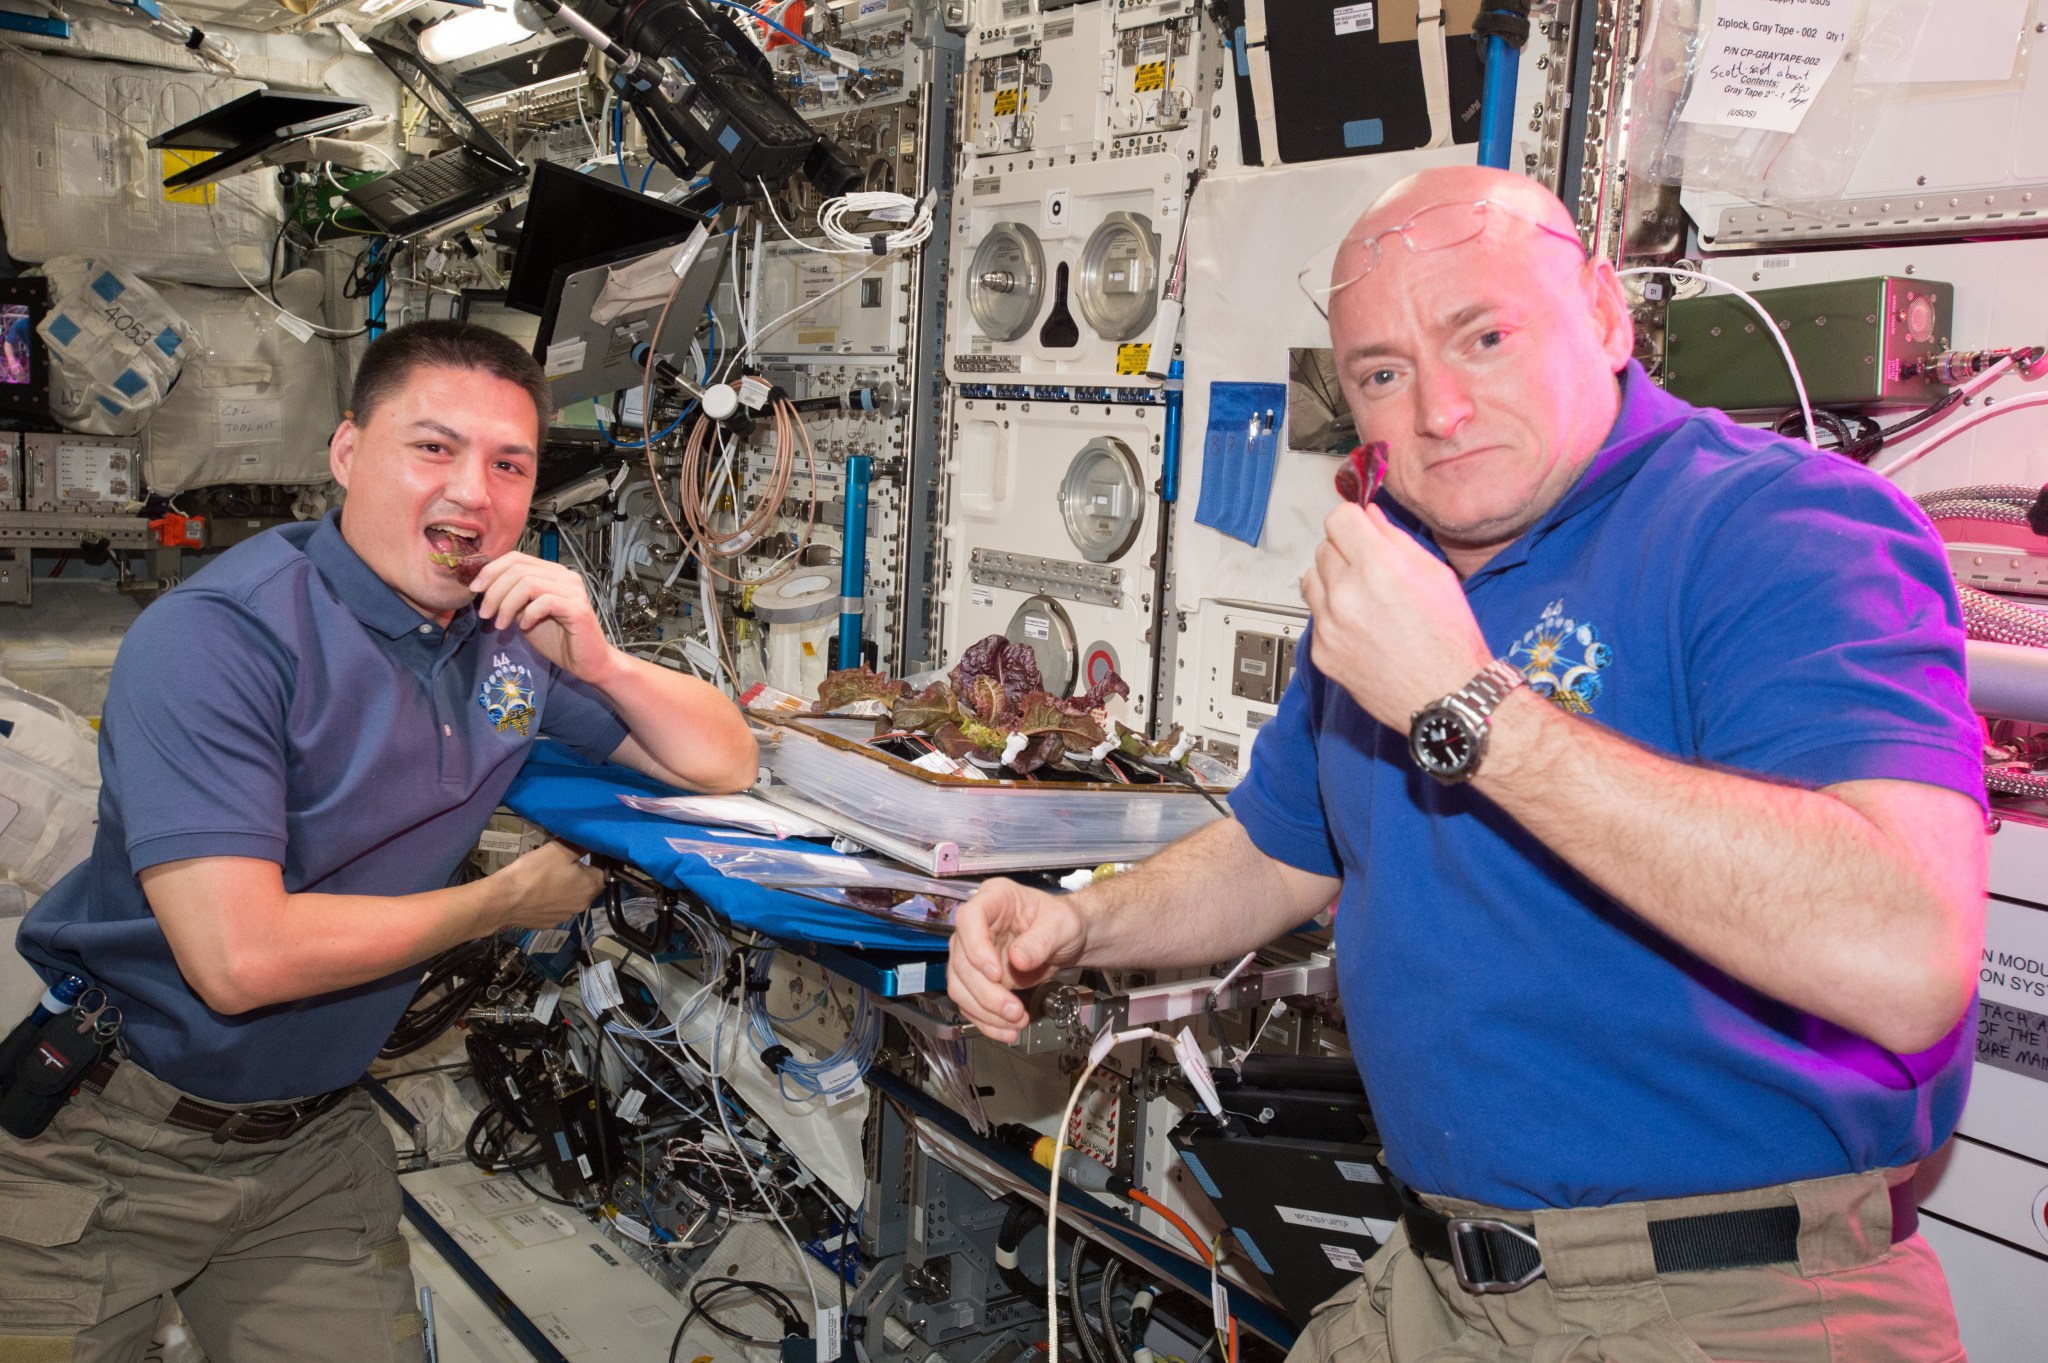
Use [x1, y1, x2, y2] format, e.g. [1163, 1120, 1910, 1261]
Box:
[948, 166, 1986, 1360]
[1, 319, 756, 1359]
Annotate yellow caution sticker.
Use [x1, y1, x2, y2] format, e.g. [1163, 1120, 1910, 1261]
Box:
[1133, 61, 1166, 93]
[161, 150, 217, 205]
[1116, 343, 1152, 375]
[992, 87, 1020, 116]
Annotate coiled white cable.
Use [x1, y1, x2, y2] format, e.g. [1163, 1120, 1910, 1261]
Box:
[758, 179, 937, 256]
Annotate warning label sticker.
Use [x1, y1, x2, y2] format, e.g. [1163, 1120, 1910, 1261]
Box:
[1116, 343, 1151, 374]
[993, 88, 1020, 116]
[1133, 61, 1166, 93]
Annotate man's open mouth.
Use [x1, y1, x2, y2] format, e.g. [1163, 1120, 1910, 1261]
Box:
[426, 524, 486, 572]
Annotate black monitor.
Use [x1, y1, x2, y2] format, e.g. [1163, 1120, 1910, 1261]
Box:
[505, 161, 706, 316]
[0, 279, 52, 429]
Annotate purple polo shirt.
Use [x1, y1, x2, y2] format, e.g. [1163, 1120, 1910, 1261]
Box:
[17, 512, 627, 1102]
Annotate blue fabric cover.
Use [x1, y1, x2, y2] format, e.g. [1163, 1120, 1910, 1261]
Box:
[1194, 381, 1288, 545]
[505, 742, 950, 955]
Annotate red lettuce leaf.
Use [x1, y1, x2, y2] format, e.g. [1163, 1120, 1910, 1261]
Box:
[812, 666, 906, 713]
[949, 635, 1044, 721]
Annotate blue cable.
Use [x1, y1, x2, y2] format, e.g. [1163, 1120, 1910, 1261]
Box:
[614, 102, 630, 189]
[640, 161, 654, 193]
[699, 0, 862, 70]
[600, 402, 695, 448]
[599, 301, 719, 447]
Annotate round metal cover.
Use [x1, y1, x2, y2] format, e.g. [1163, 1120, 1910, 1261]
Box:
[1075, 211, 1160, 341]
[1058, 437, 1146, 562]
[967, 222, 1046, 343]
[1004, 594, 1077, 698]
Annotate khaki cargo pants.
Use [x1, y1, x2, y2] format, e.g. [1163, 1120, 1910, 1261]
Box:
[0, 1060, 426, 1363]
[1284, 1170, 1966, 1363]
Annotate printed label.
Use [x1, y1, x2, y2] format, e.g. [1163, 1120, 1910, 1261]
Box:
[1024, 614, 1050, 639]
[993, 88, 1021, 116]
[1333, 2, 1375, 35]
[544, 336, 587, 378]
[1335, 1160, 1383, 1184]
[579, 959, 625, 1013]
[1275, 1205, 1370, 1236]
[1116, 343, 1152, 375]
[463, 1177, 538, 1215]
[495, 1207, 578, 1248]
[1133, 60, 1166, 92]
[1321, 1242, 1366, 1271]
[898, 960, 928, 993]
[971, 586, 995, 607]
[446, 1220, 500, 1257]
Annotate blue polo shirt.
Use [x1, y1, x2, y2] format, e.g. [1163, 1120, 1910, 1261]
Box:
[1231, 363, 1984, 1210]
[17, 512, 628, 1103]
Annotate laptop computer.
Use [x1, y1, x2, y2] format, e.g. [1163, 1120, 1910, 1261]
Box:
[150, 90, 371, 190]
[344, 37, 527, 237]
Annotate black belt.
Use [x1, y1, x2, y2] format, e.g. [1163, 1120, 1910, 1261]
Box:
[81, 1056, 353, 1144]
[1398, 1178, 1918, 1295]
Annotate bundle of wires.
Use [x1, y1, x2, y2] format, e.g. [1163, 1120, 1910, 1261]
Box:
[741, 949, 882, 1101]
[668, 391, 821, 585]
[380, 937, 523, 1059]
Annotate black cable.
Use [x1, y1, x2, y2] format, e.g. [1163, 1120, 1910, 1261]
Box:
[668, 1277, 806, 1362]
[381, 937, 518, 1058]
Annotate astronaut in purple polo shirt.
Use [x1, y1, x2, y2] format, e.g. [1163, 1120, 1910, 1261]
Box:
[946, 167, 1987, 1362]
[3, 321, 756, 1358]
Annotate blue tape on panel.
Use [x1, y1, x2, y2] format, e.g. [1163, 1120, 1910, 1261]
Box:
[1179, 1149, 1223, 1200]
[1342, 119, 1385, 148]
[1233, 1228, 1275, 1275]
[154, 327, 182, 357]
[47, 314, 80, 347]
[718, 126, 741, 153]
[113, 369, 147, 398]
[90, 272, 125, 303]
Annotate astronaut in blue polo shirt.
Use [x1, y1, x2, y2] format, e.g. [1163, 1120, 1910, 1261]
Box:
[2, 321, 756, 1358]
[948, 166, 1987, 1362]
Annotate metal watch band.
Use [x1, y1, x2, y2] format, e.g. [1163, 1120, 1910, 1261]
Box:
[1457, 659, 1528, 718]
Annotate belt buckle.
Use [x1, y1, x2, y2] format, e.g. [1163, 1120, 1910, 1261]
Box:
[1445, 1217, 1545, 1295]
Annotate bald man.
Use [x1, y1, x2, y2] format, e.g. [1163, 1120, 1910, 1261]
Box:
[947, 166, 1987, 1361]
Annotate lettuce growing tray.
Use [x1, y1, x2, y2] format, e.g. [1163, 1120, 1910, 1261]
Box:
[752, 714, 1231, 876]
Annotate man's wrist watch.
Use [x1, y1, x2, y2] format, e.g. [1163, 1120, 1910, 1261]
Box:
[1407, 660, 1529, 785]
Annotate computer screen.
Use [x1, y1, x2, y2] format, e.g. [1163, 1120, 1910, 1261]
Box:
[1, 305, 32, 387]
[505, 161, 706, 316]
[461, 291, 605, 441]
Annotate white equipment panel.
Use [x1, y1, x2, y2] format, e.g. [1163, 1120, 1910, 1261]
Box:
[949, 158, 1188, 388]
[941, 394, 1164, 718]
[1175, 599, 1307, 770]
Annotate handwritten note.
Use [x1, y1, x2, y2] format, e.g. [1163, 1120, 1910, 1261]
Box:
[1678, 0, 1849, 134]
[217, 398, 282, 447]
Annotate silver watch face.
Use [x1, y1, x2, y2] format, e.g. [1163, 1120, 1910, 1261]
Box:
[1410, 705, 1480, 779]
